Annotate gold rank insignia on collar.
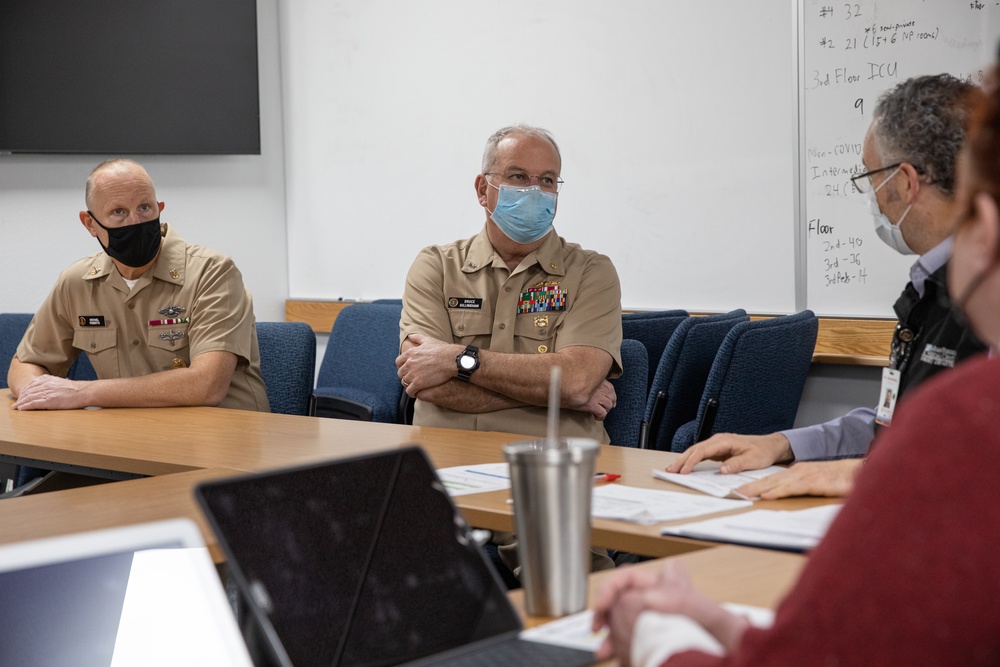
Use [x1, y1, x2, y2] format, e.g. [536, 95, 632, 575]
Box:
[169, 269, 181, 280]
[88, 267, 101, 276]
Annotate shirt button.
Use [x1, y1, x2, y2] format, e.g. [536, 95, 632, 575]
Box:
[90, 342, 97, 349]
[132, 339, 140, 347]
[458, 324, 465, 332]
[498, 323, 506, 330]
[128, 303, 135, 310]
[538, 344, 548, 353]
[505, 286, 512, 293]
[539, 328, 547, 335]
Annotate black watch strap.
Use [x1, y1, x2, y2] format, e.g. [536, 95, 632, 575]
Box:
[455, 345, 480, 382]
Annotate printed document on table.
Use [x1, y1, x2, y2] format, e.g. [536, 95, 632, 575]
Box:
[652, 466, 787, 498]
[591, 484, 751, 525]
[521, 610, 607, 651]
[436, 463, 510, 496]
[661, 504, 843, 551]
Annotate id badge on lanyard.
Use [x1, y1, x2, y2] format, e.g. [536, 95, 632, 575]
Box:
[875, 368, 901, 427]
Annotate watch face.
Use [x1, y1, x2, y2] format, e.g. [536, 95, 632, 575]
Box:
[459, 355, 476, 370]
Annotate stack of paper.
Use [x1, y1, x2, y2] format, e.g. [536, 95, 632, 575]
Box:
[591, 484, 751, 525]
[652, 466, 787, 499]
[661, 504, 843, 551]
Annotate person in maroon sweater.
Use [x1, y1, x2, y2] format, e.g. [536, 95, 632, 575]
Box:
[592, 72, 1000, 666]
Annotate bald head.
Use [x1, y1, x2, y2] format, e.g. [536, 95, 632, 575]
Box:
[85, 159, 156, 211]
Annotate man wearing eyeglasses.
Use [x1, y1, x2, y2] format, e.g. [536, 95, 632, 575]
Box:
[669, 74, 985, 499]
[396, 125, 623, 572]
[397, 124, 622, 441]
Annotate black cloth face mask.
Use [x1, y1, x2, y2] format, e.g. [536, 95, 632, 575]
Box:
[88, 212, 162, 268]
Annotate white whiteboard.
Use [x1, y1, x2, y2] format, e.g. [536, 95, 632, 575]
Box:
[800, 0, 1000, 316]
[281, 0, 798, 314]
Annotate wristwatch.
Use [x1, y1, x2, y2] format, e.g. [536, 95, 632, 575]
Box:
[455, 345, 480, 382]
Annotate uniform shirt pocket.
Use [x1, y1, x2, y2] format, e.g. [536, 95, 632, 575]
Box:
[73, 327, 118, 355]
[514, 312, 561, 354]
[147, 324, 191, 353]
[448, 309, 493, 345]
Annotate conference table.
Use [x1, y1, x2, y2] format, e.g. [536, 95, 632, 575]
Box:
[0, 397, 837, 565]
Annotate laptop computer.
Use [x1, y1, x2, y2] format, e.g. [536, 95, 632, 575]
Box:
[0, 518, 253, 667]
[195, 446, 596, 667]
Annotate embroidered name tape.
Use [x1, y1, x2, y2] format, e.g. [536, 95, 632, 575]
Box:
[517, 286, 567, 314]
[448, 297, 483, 310]
[78, 316, 106, 327]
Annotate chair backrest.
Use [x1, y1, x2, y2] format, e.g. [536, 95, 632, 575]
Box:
[314, 303, 403, 423]
[643, 310, 748, 451]
[671, 310, 819, 453]
[621, 310, 689, 391]
[603, 339, 648, 448]
[255, 321, 317, 416]
[0, 313, 97, 383]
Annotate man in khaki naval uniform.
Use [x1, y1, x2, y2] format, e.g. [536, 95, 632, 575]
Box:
[8, 158, 268, 414]
[396, 125, 622, 573]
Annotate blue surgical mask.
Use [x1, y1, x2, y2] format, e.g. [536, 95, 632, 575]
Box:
[488, 183, 556, 244]
[865, 166, 915, 256]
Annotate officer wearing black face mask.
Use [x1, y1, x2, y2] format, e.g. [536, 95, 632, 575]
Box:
[8, 159, 269, 447]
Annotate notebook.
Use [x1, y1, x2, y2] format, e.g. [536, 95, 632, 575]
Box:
[195, 446, 597, 667]
[0, 518, 253, 667]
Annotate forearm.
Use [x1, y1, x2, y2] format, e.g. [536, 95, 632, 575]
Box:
[416, 380, 525, 413]
[7, 358, 47, 397]
[77, 367, 230, 408]
[11, 351, 237, 411]
[782, 408, 876, 461]
[473, 346, 612, 409]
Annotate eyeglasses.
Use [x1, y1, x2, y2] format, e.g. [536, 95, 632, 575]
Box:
[849, 163, 902, 194]
[484, 171, 564, 193]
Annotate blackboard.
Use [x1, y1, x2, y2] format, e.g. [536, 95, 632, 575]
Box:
[800, 0, 1000, 316]
[282, 1, 999, 318]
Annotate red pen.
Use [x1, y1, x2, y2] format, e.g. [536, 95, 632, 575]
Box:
[594, 472, 621, 483]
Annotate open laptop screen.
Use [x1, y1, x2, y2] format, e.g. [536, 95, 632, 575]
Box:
[0, 519, 252, 666]
[197, 447, 520, 667]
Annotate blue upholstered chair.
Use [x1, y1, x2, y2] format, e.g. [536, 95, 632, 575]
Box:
[642, 310, 748, 451]
[603, 339, 648, 448]
[255, 321, 317, 416]
[621, 310, 688, 391]
[671, 310, 819, 453]
[312, 303, 404, 423]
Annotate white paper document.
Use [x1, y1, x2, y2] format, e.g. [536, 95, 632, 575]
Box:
[661, 504, 843, 550]
[591, 484, 752, 525]
[436, 463, 511, 496]
[520, 610, 608, 651]
[652, 466, 788, 499]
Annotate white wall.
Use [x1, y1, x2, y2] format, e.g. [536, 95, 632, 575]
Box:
[0, 0, 881, 427]
[0, 0, 288, 322]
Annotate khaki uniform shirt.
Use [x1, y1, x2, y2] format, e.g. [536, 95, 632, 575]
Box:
[17, 223, 269, 412]
[401, 226, 622, 441]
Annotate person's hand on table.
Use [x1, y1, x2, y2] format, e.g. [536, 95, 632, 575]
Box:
[666, 432, 794, 475]
[735, 458, 862, 499]
[592, 561, 747, 665]
[10, 375, 89, 411]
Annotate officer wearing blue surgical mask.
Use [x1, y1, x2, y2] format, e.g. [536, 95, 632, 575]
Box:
[397, 125, 624, 577]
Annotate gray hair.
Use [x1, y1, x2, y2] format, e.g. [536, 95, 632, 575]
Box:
[481, 125, 561, 174]
[872, 74, 976, 196]
[85, 158, 150, 208]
